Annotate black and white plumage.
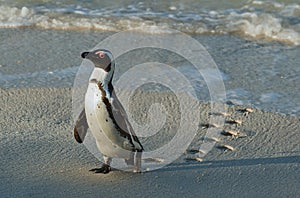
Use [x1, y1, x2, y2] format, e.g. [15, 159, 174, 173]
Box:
[74, 49, 143, 174]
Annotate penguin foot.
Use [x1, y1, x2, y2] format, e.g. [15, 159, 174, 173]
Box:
[89, 164, 111, 174]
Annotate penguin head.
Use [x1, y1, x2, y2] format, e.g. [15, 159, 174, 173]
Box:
[81, 49, 115, 73]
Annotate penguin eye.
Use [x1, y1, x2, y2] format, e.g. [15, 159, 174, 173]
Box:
[95, 51, 105, 58]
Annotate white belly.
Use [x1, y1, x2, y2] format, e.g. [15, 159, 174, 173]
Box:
[85, 83, 132, 159]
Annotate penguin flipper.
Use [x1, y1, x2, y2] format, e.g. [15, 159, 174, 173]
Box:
[111, 92, 143, 151]
[74, 109, 89, 143]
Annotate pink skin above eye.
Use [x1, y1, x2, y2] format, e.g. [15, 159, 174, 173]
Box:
[95, 51, 105, 58]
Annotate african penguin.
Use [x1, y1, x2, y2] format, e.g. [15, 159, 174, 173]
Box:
[74, 49, 143, 174]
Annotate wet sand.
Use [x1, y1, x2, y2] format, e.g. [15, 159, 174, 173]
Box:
[0, 28, 299, 115]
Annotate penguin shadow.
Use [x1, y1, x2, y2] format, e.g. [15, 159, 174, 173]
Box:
[154, 156, 300, 173]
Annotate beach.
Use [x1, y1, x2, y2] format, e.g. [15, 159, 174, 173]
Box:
[1, 86, 299, 197]
[0, 0, 300, 196]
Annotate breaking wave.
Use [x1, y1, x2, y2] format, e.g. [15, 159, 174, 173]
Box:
[0, 0, 299, 45]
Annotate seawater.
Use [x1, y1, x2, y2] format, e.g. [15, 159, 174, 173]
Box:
[0, 0, 299, 116]
[0, 0, 299, 44]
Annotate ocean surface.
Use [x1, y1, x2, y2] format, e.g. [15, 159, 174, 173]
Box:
[1, 0, 300, 44]
[0, 0, 299, 116]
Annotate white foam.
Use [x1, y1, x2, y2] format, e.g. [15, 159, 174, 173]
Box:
[252, 1, 264, 5]
[228, 12, 300, 45]
[280, 4, 300, 17]
[1, 5, 300, 45]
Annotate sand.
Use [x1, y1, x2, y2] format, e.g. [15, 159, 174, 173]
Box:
[0, 28, 299, 197]
[0, 87, 299, 198]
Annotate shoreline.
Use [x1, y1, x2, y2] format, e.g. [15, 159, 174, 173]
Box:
[0, 28, 299, 116]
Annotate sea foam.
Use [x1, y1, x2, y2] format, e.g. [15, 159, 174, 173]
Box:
[0, 5, 299, 45]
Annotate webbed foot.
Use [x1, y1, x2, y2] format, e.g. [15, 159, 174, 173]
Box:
[89, 164, 111, 174]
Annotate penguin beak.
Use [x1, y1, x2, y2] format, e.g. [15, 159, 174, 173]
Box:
[81, 51, 90, 59]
